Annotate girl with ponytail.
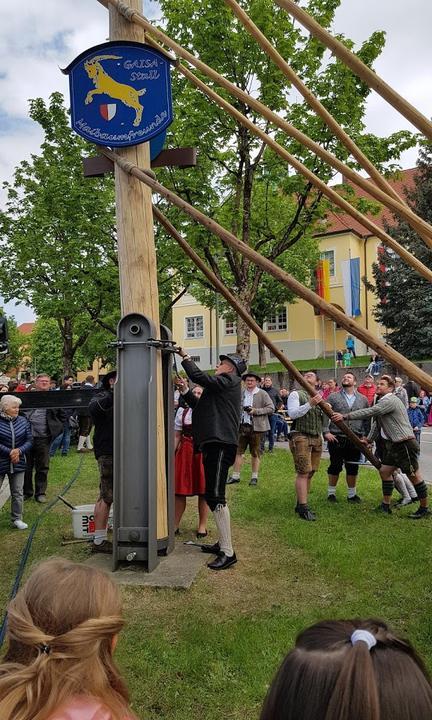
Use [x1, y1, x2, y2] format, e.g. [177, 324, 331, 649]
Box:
[260, 618, 432, 720]
[0, 558, 138, 720]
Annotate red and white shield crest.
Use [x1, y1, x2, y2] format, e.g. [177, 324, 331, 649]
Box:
[99, 103, 117, 121]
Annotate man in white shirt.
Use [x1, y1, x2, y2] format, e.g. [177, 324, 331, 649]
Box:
[227, 373, 274, 486]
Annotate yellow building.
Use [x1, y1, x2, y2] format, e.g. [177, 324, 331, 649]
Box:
[172, 170, 415, 369]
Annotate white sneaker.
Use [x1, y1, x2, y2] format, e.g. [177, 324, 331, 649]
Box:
[13, 519, 28, 530]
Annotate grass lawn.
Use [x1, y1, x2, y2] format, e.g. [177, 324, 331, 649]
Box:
[1, 449, 432, 719]
[248, 355, 371, 373]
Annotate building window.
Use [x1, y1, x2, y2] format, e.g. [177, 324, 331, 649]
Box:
[185, 316, 204, 339]
[224, 320, 237, 336]
[267, 307, 287, 332]
[320, 249, 335, 276]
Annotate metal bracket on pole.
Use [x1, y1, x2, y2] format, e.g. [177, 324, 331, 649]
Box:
[112, 313, 173, 571]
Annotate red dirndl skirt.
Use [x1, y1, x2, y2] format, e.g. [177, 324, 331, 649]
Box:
[175, 435, 206, 496]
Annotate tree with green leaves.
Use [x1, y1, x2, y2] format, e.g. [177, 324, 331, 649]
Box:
[0, 92, 120, 376]
[369, 144, 432, 360]
[27, 317, 109, 380]
[154, 0, 416, 360]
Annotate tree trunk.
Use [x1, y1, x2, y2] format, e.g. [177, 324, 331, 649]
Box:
[236, 313, 251, 360]
[235, 288, 254, 359]
[258, 338, 267, 368]
[62, 318, 74, 377]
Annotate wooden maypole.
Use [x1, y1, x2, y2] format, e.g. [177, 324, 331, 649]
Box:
[109, 0, 167, 540]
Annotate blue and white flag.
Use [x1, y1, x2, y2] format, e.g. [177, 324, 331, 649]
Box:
[341, 258, 361, 317]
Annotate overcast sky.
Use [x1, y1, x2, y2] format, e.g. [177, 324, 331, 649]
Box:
[0, 0, 430, 322]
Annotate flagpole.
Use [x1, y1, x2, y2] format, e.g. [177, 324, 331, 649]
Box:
[333, 322, 337, 377]
[321, 314, 325, 359]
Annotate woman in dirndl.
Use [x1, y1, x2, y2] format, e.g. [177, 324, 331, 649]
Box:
[174, 385, 209, 538]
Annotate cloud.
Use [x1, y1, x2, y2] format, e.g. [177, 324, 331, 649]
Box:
[333, 0, 432, 138]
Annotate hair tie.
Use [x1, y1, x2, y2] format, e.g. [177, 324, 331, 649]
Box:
[38, 643, 51, 655]
[351, 629, 377, 651]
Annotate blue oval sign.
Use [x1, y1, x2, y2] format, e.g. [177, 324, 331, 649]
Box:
[63, 41, 173, 148]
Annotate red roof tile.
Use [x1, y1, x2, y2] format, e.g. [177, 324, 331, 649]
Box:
[322, 168, 417, 237]
[18, 322, 35, 335]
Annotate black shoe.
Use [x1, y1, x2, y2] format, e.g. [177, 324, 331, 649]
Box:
[200, 541, 221, 554]
[35, 494, 47, 504]
[226, 476, 240, 485]
[376, 502, 392, 515]
[347, 495, 362, 503]
[327, 494, 337, 503]
[298, 507, 316, 521]
[409, 507, 431, 520]
[207, 552, 237, 570]
[91, 540, 113, 553]
[196, 530, 208, 538]
[174, 528, 180, 536]
[249, 478, 258, 486]
[24, 494, 33, 501]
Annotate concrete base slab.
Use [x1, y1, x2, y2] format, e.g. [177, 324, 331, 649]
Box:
[84, 541, 209, 589]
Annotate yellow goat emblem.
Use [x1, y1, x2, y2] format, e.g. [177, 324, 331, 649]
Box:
[84, 54, 146, 127]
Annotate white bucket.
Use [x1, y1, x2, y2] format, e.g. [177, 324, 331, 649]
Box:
[71, 504, 113, 539]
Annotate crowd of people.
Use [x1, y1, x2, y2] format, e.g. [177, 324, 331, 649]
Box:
[0, 373, 107, 534]
[173, 355, 431, 543]
[0, 557, 432, 718]
[1, 360, 430, 553]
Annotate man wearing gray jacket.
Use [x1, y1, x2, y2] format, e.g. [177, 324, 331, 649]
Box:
[227, 372, 274, 486]
[323, 372, 369, 504]
[331, 374, 430, 518]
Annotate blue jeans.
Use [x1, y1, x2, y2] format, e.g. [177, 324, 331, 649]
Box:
[267, 414, 278, 451]
[50, 426, 71, 456]
[274, 415, 288, 439]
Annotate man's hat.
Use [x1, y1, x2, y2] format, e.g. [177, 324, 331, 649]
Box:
[242, 372, 261, 382]
[101, 370, 117, 389]
[410, 396, 419, 404]
[219, 354, 247, 377]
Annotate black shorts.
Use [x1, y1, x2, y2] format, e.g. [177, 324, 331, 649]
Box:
[381, 438, 419, 476]
[327, 435, 361, 477]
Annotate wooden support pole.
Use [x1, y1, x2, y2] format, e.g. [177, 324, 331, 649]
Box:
[109, 0, 167, 539]
[179, 62, 432, 249]
[98, 145, 432, 393]
[275, 0, 432, 141]
[153, 206, 381, 468]
[98, 0, 432, 258]
[223, 0, 432, 249]
[178, 64, 432, 281]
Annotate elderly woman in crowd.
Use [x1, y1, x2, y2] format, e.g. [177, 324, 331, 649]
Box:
[0, 394, 32, 530]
